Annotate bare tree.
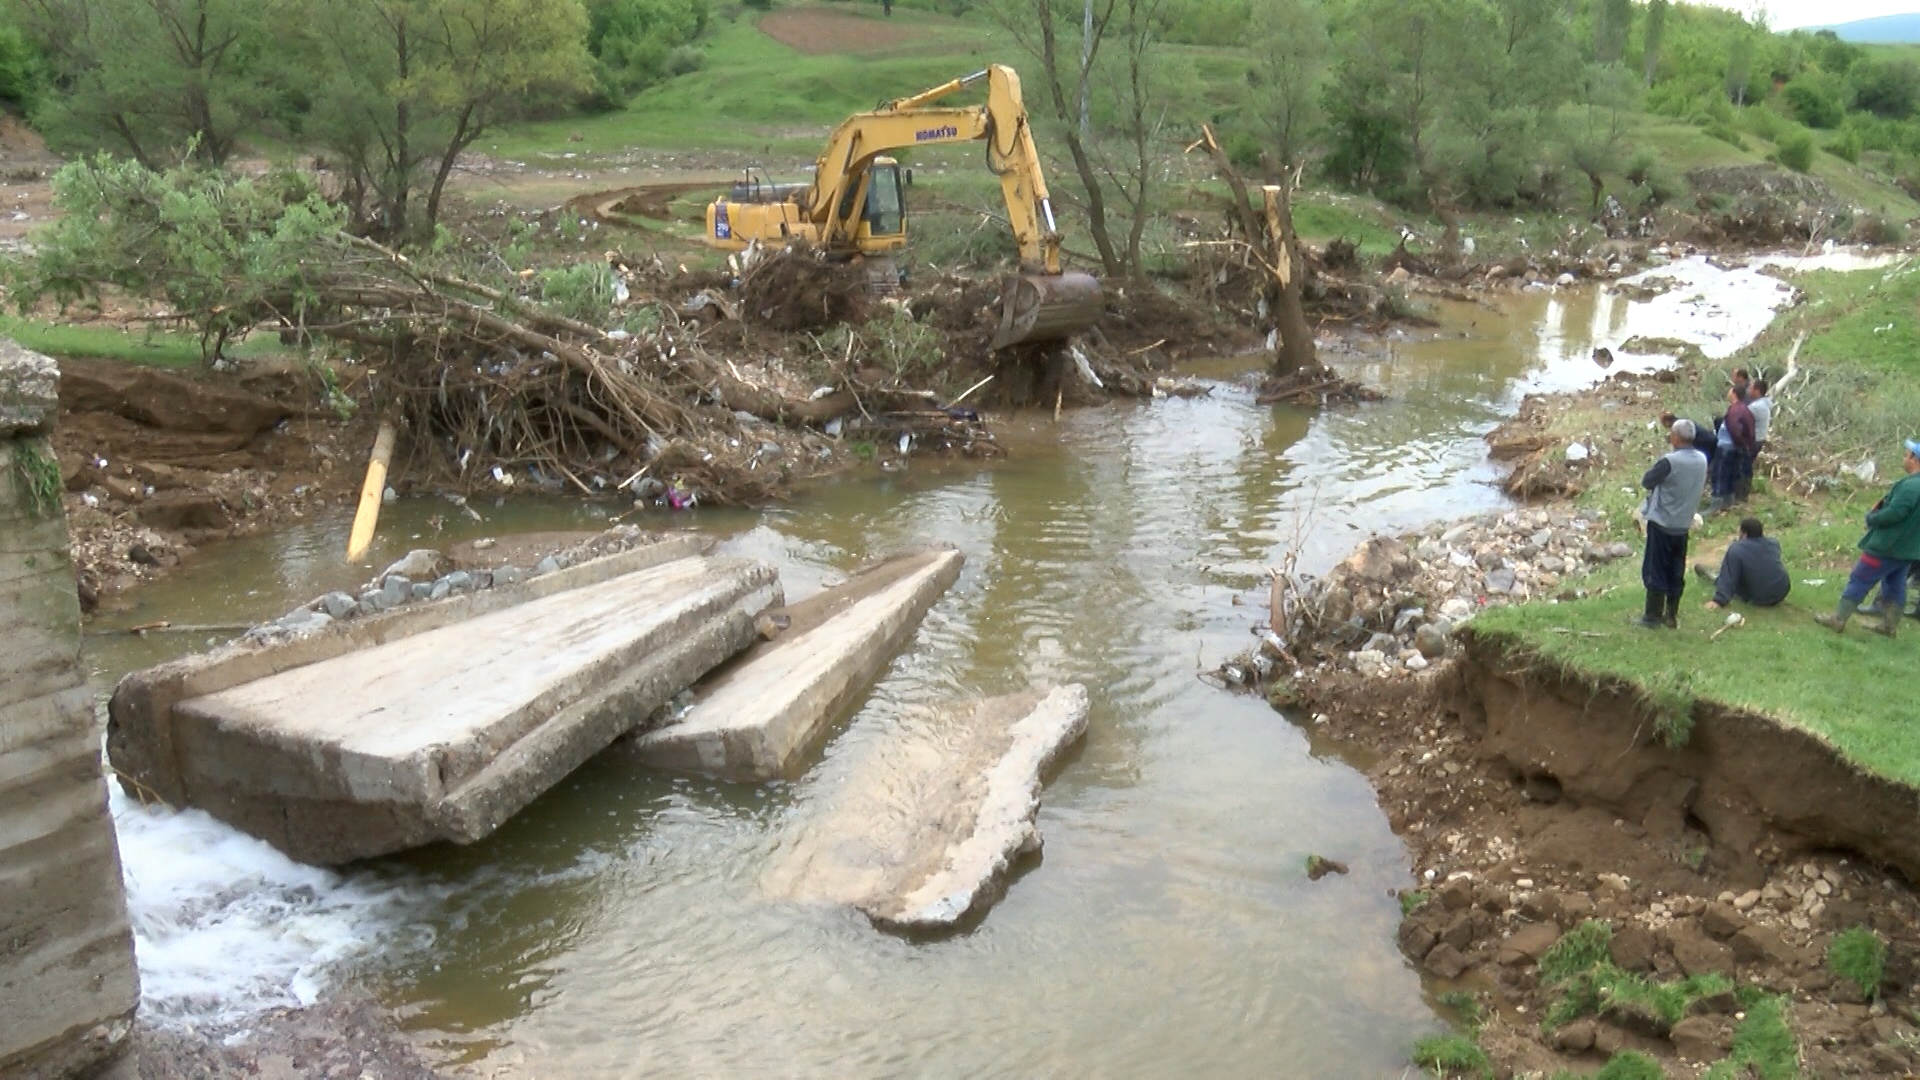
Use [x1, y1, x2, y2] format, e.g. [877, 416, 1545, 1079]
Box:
[986, 0, 1169, 280]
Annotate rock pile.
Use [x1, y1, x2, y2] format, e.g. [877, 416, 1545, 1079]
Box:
[1287, 507, 1631, 679]
[248, 526, 656, 641]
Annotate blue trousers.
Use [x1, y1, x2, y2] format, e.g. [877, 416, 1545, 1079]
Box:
[1711, 448, 1746, 501]
[1842, 553, 1911, 610]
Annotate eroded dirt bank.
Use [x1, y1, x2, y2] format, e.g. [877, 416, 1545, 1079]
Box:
[1290, 627, 1920, 1077]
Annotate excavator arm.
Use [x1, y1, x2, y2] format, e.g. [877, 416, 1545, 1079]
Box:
[804, 66, 1066, 275]
[706, 63, 1100, 348]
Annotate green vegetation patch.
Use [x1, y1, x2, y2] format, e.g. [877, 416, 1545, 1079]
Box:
[1412, 1033, 1492, 1079]
[1703, 993, 1799, 1080]
[1539, 920, 1732, 1033]
[1828, 926, 1888, 1000]
[10, 436, 61, 518]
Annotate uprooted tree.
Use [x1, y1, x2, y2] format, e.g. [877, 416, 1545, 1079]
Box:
[1192, 125, 1315, 381]
[12, 157, 988, 503]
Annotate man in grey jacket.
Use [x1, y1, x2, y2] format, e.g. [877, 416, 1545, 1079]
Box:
[1639, 419, 1710, 627]
[1694, 517, 1791, 609]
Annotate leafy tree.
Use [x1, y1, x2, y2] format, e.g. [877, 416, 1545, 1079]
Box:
[1319, 60, 1411, 192]
[1566, 61, 1636, 210]
[1784, 73, 1844, 128]
[583, 0, 708, 106]
[0, 8, 44, 107]
[986, 0, 1190, 279]
[1244, 0, 1328, 175]
[1850, 58, 1920, 120]
[1725, 29, 1754, 106]
[18, 156, 346, 356]
[1593, 0, 1630, 65]
[11, 0, 291, 166]
[1640, 0, 1666, 86]
[301, 0, 593, 240]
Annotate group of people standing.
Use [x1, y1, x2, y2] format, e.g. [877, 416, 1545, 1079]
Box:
[1636, 371, 1920, 637]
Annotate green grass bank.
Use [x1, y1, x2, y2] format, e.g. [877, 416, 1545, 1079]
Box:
[1471, 258, 1920, 787]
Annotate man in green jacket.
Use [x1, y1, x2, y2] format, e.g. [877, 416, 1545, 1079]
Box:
[1817, 438, 1920, 637]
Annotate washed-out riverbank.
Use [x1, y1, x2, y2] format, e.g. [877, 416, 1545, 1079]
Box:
[1262, 254, 1920, 1076]
[79, 250, 1893, 1076]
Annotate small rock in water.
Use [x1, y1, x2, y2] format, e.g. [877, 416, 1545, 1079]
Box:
[319, 591, 357, 619]
[1306, 854, 1350, 881]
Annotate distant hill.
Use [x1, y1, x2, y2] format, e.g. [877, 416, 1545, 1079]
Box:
[1808, 12, 1920, 43]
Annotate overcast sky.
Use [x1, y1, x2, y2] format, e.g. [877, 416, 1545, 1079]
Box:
[1701, 0, 1918, 30]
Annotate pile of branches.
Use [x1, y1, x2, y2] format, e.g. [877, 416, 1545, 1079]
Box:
[17, 158, 1007, 504]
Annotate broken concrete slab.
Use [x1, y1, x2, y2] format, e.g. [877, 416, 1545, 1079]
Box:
[0, 338, 58, 438]
[627, 548, 963, 782]
[764, 684, 1089, 931]
[108, 536, 779, 864]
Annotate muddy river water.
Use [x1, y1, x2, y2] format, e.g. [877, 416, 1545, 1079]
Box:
[83, 254, 1882, 1076]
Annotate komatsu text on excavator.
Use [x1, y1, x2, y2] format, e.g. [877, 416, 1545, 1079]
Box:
[703, 64, 1103, 349]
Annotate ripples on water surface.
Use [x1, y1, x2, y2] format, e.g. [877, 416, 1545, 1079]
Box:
[87, 257, 1858, 1076]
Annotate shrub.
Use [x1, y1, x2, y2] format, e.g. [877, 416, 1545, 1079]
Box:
[1741, 106, 1787, 142]
[1775, 130, 1815, 173]
[1827, 127, 1863, 164]
[1852, 213, 1907, 245]
[536, 262, 617, 325]
[1785, 77, 1845, 129]
[1828, 926, 1887, 999]
[1411, 1033, 1491, 1079]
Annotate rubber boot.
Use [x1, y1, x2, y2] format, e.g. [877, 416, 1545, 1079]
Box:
[1869, 600, 1900, 639]
[1663, 592, 1681, 630]
[1636, 590, 1664, 629]
[1815, 597, 1854, 633]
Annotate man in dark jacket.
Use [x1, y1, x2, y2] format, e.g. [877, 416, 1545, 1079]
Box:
[1639, 419, 1710, 628]
[1661, 411, 1716, 465]
[1817, 438, 1920, 637]
[1709, 386, 1756, 514]
[1695, 517, 1790, 609]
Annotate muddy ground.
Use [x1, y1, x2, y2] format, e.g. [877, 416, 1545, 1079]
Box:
[53, 357, 371, 612]
[1289, 660, 1920, 1077]
[1258, 362, 1920, 1076]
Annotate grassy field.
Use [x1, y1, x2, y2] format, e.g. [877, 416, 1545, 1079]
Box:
[0, 315, 290, 368]
[476, 1, 1920, 270]
[1471, 262, 1920, 785]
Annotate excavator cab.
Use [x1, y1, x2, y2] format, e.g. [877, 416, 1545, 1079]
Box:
[833, 159, 908, 252]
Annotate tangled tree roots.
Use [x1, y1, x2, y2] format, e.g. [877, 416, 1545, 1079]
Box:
[736, 244, 873, 330]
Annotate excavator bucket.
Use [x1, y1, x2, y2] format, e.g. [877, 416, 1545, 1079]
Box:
[991, 271, 1103, 349]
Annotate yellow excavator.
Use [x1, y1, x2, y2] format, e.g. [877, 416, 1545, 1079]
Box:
[703, 64, 1103, 349]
